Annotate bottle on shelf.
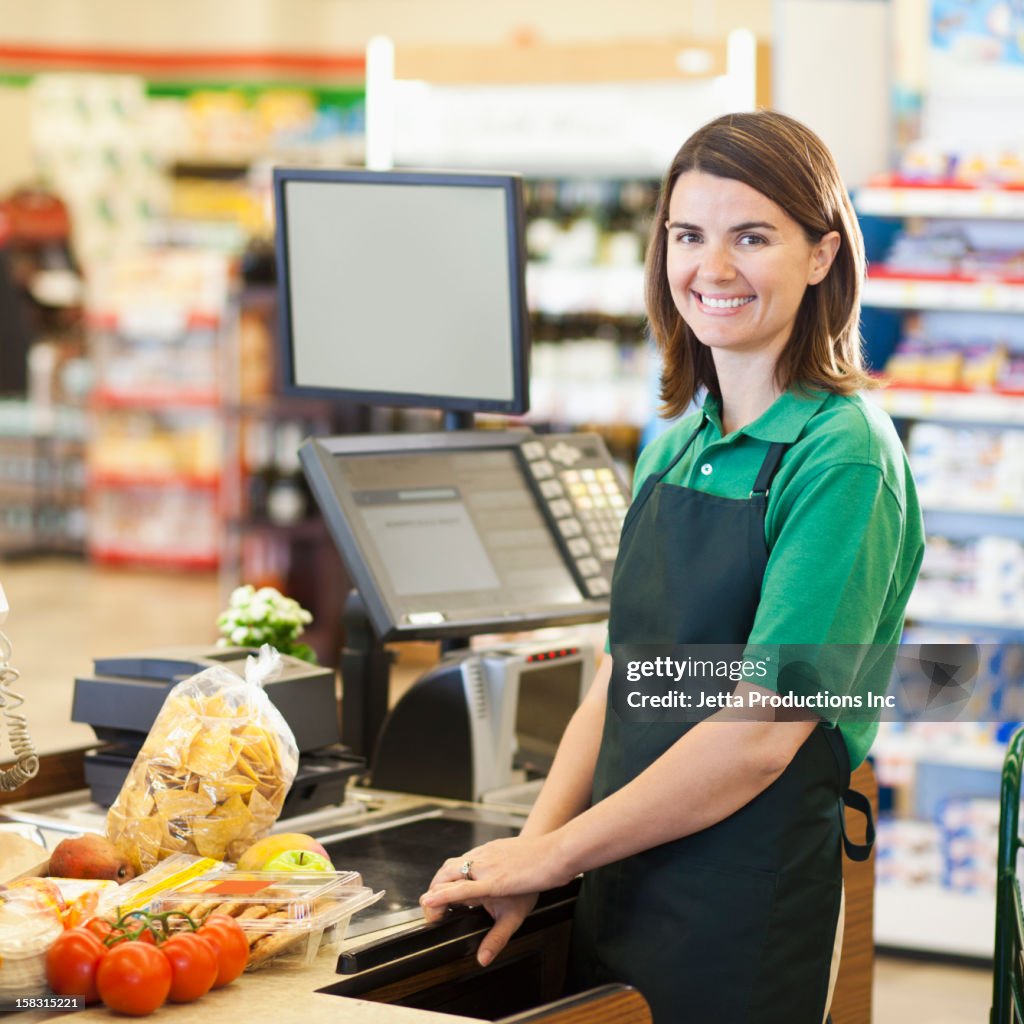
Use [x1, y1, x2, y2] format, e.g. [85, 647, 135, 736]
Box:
[266, 420, 309, 528]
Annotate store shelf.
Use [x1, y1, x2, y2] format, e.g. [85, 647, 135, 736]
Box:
[867, 386, 1024, 425]
[224, 518, 326, 539]
[862, 269, 1024, 312]
[91, 547, 219, 570]
[857, 180, 1024, 220]
[91, 389, 221, 410]
[526, 263, 646, 317]
[904, 596, 1024, 638]
[922, 509, 1024, 545]
[875, 883, 993, 959]
[871, 734, 1006, 771]
[919, 494, 1024, 514]
[86, 249, 232, 572]
[88, 472, 220, 490]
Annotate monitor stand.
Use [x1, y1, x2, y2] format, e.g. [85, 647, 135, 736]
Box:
[339, 590, 392, 762]
[338, 590, 474, 766]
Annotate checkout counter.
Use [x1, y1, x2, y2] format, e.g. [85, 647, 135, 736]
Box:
[1, 755, 876, 1024]
[0, 423, 879, 1022]
[0, 422, 878, 1022]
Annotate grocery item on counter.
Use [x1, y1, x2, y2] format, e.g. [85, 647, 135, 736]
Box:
[152, 869, 381, 969]
[262, 849, 333, 872]
[3, 877, 67, 923]
[96, 852, 227, 919]
[45, 927, 107, 1005]
[0, 890, 65, 999]
[0, 830, 50, 884]
[235, 832, 332, 871]
[106, 645, 299, 873]
[49, 834, 135, 883]
[46, 903, 251, 1012]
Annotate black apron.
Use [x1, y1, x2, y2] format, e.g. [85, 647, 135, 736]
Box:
[570, 417, 871, 1024]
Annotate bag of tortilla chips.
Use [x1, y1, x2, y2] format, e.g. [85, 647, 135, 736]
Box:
[106, 646, 299, 874]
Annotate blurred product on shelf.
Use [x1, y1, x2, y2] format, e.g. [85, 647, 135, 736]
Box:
[875, 800, 999, 895]
[883, 333, 1011, 390]
[908, 422, 1024, 509]
[85, 248, 231, 570]
[528, 336, 651, 430]
[894, 141, 1024, 187]
[29, 74, 163, 269]
[875, 818, 943, 886]
[89, 484, 220, 569]
[876, 220, 1024, 280]
[0, 401, 87, 557]
[873, 630, 1024, 905]
[0, 186, 88, 556]
[910, 535, 1024, 623]
[519, 176, 660, 467]
[0, 187, 84, 398]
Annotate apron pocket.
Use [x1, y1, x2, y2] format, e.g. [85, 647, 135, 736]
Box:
[585, 854, 778, 1024]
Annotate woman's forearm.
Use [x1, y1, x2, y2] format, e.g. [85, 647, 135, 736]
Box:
[553, 713, 817, 875]
[518, 654, 612, 839]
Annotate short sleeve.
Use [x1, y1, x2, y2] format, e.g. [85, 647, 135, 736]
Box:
[749, 462, 906, 646]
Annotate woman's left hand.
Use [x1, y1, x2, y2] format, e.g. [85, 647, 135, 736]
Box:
[420, 832, 574, 920]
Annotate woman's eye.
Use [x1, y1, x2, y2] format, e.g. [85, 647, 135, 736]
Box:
[738, 233, 767, 246]
[672, 231, 701, 244]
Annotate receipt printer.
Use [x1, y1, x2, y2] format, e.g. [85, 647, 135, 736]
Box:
[72, 647, 361, 817]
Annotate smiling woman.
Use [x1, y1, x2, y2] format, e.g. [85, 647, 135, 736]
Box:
[421, 111, 925, 1024]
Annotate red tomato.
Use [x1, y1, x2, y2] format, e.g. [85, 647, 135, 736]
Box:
[198, 914, 249, 987]
[83, 917, 115, 941]
[161, 932, 219, 1003]
[96, 942, 172, 1016]
[46, 928, 107, 1004]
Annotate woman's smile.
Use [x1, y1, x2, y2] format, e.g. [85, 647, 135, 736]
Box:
[691, 291, 757, 314]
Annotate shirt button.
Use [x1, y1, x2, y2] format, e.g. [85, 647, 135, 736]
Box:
[700, 463, 713, 476]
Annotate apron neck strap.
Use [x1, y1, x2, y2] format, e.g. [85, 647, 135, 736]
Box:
[750, 441, 789, 498]
[657, 417, 707, 481]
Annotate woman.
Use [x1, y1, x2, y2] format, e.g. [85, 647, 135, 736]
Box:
[421, 110, 925, 1023]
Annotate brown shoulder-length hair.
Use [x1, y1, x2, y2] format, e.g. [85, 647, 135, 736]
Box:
[646, 109, 875, 418]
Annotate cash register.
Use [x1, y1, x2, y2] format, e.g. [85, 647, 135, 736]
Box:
[4, 169, 634, 958]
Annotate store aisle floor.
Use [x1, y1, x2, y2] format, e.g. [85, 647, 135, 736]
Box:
[0, 556, 223, 755]
[0, 557, 995, 1021]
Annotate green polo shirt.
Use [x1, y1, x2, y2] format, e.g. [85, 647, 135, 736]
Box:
[628, 387, 925, 767]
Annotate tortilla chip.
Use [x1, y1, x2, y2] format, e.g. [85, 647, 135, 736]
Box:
[154, 789, 216, 819]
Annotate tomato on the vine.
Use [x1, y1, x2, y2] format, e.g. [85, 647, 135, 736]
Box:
[83, 917, 115, 941]
[198, 914, 249, 987]
[45, 928, 107, 1004]
[95, 942, 172, 1016]
[162, 932, 219, 1003]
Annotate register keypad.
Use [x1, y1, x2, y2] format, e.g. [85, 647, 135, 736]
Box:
[520, 434, 630, 600]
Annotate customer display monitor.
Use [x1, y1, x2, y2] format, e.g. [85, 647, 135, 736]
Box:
[273, 168, 530, 415]
[299, 430, 629, 641]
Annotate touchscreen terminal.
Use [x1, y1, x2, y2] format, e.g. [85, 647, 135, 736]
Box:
[300, 432, 614, 640]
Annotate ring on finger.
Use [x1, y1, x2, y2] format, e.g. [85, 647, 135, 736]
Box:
[459, 859, 474, 880]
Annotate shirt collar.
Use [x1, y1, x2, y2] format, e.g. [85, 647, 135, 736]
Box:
[702, 387, 830, 443]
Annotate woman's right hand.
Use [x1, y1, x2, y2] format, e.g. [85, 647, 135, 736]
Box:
[421, 882, 538, 966]
[473, 892, 539, 966]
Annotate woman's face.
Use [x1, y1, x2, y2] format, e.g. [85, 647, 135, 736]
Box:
[664, 171, 839, 363]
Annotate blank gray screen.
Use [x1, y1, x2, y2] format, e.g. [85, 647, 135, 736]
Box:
[284, 181, 515, 403]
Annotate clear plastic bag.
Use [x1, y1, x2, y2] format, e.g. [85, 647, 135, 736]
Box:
[106, 646, 299, 874]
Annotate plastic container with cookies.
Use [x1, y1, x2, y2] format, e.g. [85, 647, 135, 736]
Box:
[152, 870, 382, 969]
